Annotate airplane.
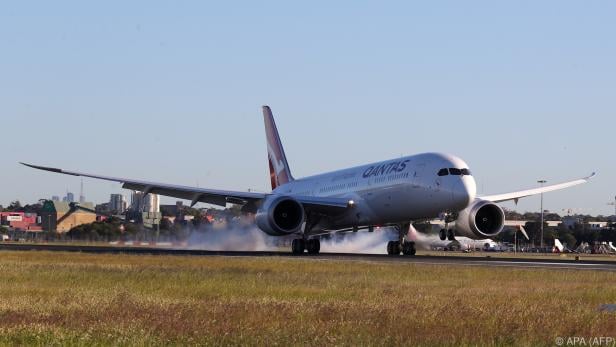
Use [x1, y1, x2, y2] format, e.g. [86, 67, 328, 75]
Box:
[408, 225, 500, 251]
[21, 106, 595, 255]
[554, 238, 566, 253]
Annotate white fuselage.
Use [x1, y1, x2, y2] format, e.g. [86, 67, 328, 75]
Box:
[273, 152, 477, 230]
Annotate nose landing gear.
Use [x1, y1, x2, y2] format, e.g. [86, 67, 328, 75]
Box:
[439, 229, 456, 241]
[440, 212, 458, 241]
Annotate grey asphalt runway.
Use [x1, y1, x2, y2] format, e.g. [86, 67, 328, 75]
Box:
[1, 243, 615, 271]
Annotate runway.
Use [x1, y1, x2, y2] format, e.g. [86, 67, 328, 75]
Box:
[1, 243, 615, 271]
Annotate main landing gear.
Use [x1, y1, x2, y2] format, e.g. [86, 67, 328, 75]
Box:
[291, 238, 320, 255]
[386, 240, 416, 255]
[387, 223, 416, 256]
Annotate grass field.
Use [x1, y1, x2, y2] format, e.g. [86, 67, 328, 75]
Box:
[0, 251, 614, 346]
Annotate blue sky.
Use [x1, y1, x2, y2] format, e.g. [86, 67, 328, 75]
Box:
[1, 1, 614, 216]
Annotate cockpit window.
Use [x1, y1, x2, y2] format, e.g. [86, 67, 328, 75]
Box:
[440, 168, 472, 176]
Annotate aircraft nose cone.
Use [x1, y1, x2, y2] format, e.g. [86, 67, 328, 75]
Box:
[453, 177, 476, 209]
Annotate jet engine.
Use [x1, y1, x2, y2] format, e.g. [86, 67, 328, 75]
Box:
[255, 196, 305, 236]
[454, 199, 505, 239]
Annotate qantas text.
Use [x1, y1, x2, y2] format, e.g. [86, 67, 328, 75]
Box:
[362, 160, 410, 178]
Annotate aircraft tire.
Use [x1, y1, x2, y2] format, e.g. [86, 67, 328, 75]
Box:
[447, 229, 455, 241]
[402, 241, 416, 256]
[439, 229, 447, 241]
[292, 239, 305, 254]
[387, 241, 400, 255]
[306, 239, 320, 254]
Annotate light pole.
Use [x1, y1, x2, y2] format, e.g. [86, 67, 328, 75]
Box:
[514, 226, 517, 254]
[537, 180, 547, 249]
[608, 196, 616, 218]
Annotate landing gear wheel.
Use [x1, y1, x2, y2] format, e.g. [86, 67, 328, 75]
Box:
[387, 241, 401, 255]
[447, 229, 455, 241]
[402, 241, 416, 256]
[306, 239, 321, 254]
[291, 239, 305, 254]
[439, 229, 447, 241]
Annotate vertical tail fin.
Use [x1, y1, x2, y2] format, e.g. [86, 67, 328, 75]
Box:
[263, 105, 294, 190]
[554, 238, 564, 253]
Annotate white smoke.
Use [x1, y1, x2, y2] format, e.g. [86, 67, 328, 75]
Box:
[320, 231, 392, 254]
[182, 220, 441, 254]
[318, 225, 444, 254]
[411, 229, 447, 250]
[185, 222, 278, 251]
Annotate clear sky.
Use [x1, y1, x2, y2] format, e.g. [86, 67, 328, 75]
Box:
[1, 1, 614, 216]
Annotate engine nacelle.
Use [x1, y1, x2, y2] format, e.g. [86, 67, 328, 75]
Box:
[255, 196, 305, 236]
[454, 199, 505, 239]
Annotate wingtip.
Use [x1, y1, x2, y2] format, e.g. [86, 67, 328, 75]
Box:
[586, 172, 597, 180]
[20, 162, 65, 174]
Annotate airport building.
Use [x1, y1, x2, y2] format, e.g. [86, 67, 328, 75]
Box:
[39, 201, 97, 233]
[0, 212, 40, 231]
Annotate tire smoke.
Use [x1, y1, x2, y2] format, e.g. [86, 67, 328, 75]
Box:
[182, 220, 439, 254]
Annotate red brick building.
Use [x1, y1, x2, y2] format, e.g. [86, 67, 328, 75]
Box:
[0, 212, 39, 231]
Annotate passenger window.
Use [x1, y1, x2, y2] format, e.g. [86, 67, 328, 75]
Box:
[449, 168, 462, 175]
[461, 168, 472, 176]
[438, 168, 448, 176]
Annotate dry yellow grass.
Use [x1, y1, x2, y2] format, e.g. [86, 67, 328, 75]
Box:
[0, 251, 614, 346]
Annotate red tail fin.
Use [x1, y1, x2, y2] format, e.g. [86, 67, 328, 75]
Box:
[263, 106, 294, 190]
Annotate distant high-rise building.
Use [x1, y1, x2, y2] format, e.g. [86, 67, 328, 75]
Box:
[144, 194, 160, 213]
[79, 179, 85, 204]
[130, 191, 143, 212]
[109, 194, 126, 214]
[51, 196, 60, 202]
[129, 191, 159, 213]
[63, 192, 74, 203]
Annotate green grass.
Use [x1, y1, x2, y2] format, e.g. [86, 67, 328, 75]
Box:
[0, 251, 614, 346]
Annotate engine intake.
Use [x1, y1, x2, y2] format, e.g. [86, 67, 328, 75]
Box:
[256, 196, 305, 236]
[454, 199, 505, 239]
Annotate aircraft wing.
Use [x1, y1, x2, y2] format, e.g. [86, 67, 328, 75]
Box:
[21, 162, 266, 207]
[21, 162, 353, 213]
[479, 172, 596, 203]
